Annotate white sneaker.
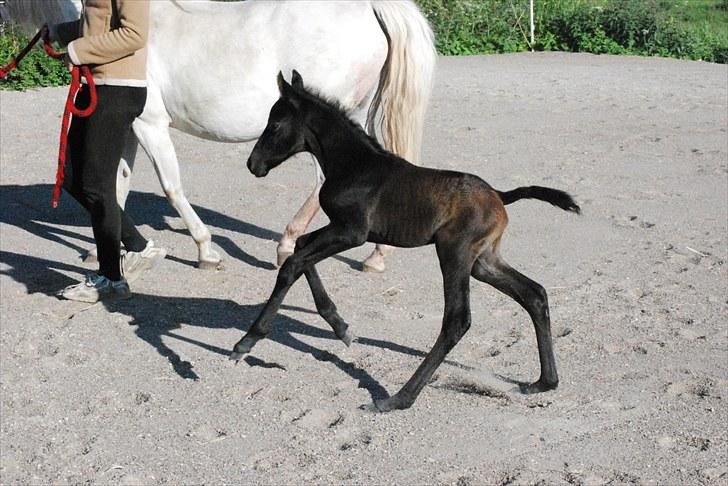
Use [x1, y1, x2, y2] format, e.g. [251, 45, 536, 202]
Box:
[60, 273, 131, 303]
[121, 240, 167, 283]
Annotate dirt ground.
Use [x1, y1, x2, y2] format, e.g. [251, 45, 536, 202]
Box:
[1, 53, 726, 485]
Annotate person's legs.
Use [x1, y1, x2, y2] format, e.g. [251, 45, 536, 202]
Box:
[121, 208, 148, 252]
[61, 85, 150, 300]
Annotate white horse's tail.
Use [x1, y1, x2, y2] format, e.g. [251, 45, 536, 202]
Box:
[368, 1, 436, 165]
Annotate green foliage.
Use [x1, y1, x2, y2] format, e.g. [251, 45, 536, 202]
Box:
[416, 0, 531, 55]
[0, 0, 725, 92]
[534, 0, 728, 62]
[416, 0, 728, 63]
[0, 24, 70, 90]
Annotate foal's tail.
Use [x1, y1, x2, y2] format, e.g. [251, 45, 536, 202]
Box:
[497, 186, 581, 214]
[369, 1, 436, 165]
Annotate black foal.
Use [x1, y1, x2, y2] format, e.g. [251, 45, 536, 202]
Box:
[231, 71, 580, 412]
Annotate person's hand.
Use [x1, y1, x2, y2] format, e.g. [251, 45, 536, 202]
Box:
[63, 53, 74, 72]
[40, 24, 50, 43]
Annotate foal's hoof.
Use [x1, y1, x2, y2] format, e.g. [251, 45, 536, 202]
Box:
[339, 329, 354, 347]
[373, 395, 411, 413]
[518, 379, 558, 395]
[229, 336, 258, 362]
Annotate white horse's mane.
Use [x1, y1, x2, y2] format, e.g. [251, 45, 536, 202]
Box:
[0, 0, 205, 29]
[0, 0, 81, 33]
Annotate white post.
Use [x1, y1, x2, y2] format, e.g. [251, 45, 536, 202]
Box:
[530, 0, 535, 51]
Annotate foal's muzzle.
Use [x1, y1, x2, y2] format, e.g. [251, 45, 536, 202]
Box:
[246, 156, 269, 178]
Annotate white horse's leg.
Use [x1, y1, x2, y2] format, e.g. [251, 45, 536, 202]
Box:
[277, 156, 324, 266]
[116, 128, 137, 209]
[362, 244, 395, 273]
[355, 91, 395, 273]
[133, 92, 221, 269]
[363, 1, 436, 273]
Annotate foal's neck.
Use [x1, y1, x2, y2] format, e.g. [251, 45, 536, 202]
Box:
[303, 106, 378, 179]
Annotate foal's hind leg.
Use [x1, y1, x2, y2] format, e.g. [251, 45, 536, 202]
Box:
[376, 246, 473, 412]
[471, 251, 558, 393]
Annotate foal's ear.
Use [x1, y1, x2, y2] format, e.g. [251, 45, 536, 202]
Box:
[291, 70, 304, 89]
[277, 71, 293, 98]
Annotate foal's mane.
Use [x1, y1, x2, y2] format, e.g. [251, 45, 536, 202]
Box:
[292, 84, 387, 155]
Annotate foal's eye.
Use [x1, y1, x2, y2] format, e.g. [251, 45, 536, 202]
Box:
[272, 122, 282, 132]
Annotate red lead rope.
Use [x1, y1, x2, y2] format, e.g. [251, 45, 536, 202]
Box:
[52, 61, 97, 207]
[1, 29, 97, 207]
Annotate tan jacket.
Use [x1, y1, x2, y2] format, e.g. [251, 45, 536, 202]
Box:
[51, 0, 149, 86]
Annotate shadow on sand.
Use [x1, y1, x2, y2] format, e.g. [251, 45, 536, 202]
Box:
[1, 183, 279, 270]
[1, 183, 474, 402]
[0, 183, 362, 270]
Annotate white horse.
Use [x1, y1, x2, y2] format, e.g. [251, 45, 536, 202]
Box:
[2, 0, 436, 272]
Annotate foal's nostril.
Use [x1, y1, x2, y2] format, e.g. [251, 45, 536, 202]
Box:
[246, 156, 256, 174]
[246, 156, 268, 177]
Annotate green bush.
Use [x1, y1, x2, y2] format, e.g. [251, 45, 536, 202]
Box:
[533, 0, 728, 62]
[0, 24, 70, 90]
[418, 0, 728, 63]
[417, 0, 531, 55]
[0, 0, 725, 92]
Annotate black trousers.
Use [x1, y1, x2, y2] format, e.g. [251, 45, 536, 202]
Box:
[64, 85, 148, 281]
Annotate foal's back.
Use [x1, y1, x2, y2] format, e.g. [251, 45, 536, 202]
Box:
[364, 154, 507, 250]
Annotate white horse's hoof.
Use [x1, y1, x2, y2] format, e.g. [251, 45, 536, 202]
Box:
[362, 246, 392, 273]
[198, 259, 223, 270]
[277, 251, 293, 267]
[197, 246, 222, 270]
[362, 261, 386, 273]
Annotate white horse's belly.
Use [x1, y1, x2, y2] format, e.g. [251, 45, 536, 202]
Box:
[147, 0, 386, 142]
[161, 73, 277, 143]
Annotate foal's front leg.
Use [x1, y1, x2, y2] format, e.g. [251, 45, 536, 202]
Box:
[230, 224, 364, 360]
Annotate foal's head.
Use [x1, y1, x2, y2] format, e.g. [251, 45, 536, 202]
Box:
[246, 71, 307, 177]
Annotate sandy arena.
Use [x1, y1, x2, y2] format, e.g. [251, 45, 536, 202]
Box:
[1, 53, 726, 484]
